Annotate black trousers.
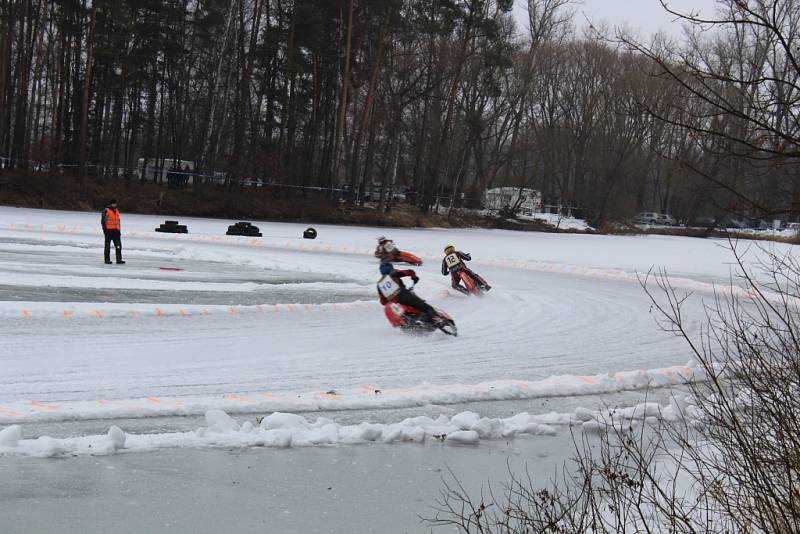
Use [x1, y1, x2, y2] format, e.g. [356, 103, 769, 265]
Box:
[396, 290, 436, 319]
[104, 229, 122, 263]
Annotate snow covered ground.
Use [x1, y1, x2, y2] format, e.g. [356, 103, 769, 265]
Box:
[0, 206, 789, 531]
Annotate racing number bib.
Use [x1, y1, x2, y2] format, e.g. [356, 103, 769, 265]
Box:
[378, 275, 401, 300]
[444, 252, 462, 272]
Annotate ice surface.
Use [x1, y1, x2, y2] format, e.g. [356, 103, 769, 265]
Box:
[0, 206, 771, 451]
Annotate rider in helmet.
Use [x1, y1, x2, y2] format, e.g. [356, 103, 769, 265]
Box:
[377, 262, 440, 323]
[374, 236, 398, 262]
[441, 244, 491, 294]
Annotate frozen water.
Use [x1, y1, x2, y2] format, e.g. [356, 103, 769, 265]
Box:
[0, 206, 784, 531]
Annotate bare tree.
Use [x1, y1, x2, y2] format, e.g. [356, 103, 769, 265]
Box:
[427, 241, 800, 532]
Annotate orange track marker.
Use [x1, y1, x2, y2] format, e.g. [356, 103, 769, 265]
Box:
[30, 400, 60, 412]
[224, 393, 256, 403]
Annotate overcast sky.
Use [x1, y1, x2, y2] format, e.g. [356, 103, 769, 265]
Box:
[513, 0, 720, 39]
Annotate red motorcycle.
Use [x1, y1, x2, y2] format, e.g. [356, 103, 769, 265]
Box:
[383, 300, 457, 336]
[393, 250, 424, 266]
[454, 268, 489, 295]
[375, 239, 424, 266]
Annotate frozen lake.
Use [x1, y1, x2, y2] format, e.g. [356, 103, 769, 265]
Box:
[0, 206, 781, 532]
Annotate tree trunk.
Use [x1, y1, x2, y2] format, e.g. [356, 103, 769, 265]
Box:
[348, 10, 390, 202]
[332, 0, 355, 184]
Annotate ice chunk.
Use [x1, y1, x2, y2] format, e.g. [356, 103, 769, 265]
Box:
[472, 417, 503, 438]
[107, 426, 126, 450]
[259, 412, 310, 431]
[519, 423, 557, 436]
[308, 424, 339, 445]
[0, 425, 21, 448]
[450, 411, 480, 430]
[205, 410, 240, 433]
[35, 436, 66, 457]
[630, 402, 661, 419]
[311, 417, 335, 428]
[356, 423, 383, 442]
[264, 429, 292, 448]
[581, 421, 602, 434]
[445, 431, 479, 445]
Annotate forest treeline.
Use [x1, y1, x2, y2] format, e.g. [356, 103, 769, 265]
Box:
[1, 0, 799, 224]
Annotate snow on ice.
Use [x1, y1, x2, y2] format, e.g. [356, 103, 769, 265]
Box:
[0, 395, 701, 457]
[0, 206, 782, 456]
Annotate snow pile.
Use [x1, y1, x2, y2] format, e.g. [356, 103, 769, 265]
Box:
[0, 398, 705, 458]
[573, 394, 701, 434]
[518, 212, 592, 231]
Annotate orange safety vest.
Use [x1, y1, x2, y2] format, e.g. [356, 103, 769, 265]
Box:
[104, 208, 120, 230]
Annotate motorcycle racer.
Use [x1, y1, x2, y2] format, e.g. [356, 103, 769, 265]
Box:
[441, 244, 491, 294]
[374, 236, 398, 262]
[377, 262, 440, 323]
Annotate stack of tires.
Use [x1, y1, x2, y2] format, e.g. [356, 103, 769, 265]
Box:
[303, 227, 317, 239]
[155, 220, 188, 234]
[226, 221, 262, 237]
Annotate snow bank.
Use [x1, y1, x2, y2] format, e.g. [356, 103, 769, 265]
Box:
[0, 396, 704, 458]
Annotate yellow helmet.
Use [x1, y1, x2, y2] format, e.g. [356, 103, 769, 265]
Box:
[444, 244, 455, 253]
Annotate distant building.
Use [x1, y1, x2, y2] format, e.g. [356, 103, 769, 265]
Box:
[483, 187, 542, 214]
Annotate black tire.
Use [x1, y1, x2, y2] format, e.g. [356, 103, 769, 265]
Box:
[438, 319, 458, 336]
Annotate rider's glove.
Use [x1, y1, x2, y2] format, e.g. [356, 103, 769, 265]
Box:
[411, 275, 419, 284]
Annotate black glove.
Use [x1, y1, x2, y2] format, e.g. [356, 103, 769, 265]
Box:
[411, 275, 419, 284]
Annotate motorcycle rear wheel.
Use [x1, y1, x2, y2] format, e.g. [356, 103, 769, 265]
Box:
[438, 319, 458, 336]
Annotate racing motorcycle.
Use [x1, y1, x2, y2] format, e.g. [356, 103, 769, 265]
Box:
[453, 268, 490, 296]
[443, 251, 490, 296]
[375, 239, 424, 266]
[392, 250, 424, 266]
[383, 298, 457, 336]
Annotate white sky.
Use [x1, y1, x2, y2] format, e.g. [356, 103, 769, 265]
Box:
[513, 0, 720, 40]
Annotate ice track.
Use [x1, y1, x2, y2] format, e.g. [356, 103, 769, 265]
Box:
[0, 207, 767, 434]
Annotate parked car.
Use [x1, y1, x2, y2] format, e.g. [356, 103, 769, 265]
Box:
[635, 212, 676, 226]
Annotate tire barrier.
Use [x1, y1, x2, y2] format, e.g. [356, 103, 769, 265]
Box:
[226, 221, 262, 237]
[303, 227, 317, 239]
[155, 220, 188, 233]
